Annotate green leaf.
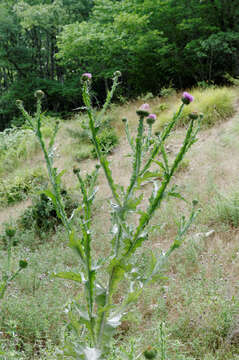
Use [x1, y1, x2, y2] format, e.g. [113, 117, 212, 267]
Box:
[95, 283, 106, 307]
[52, 271, 82, 283]
[42, 189, 57, 205]
[68, 230, 85, 262]
[138, 171, 162, 185]
[167, 191, 187, 202]
[125, 194, 144, 211]
[56, 169, 67, 185]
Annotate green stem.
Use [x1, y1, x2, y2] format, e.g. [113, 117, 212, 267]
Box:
[37, 132, 71, 234]
[82, 83, 122, 208]
[124, 116, 144, 203]
[123, 119, 195, 260]
[139, 104, 184, 177]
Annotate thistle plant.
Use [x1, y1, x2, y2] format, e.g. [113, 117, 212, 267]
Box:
[0, 225, 28, 300]
[16, 72, 201, 359]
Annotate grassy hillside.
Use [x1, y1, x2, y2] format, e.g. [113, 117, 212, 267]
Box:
[1, 86, 239, 359]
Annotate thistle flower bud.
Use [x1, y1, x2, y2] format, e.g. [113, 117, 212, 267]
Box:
[189, 111, 199, 120]
[19, 260, 28, 269]
[34, 90, 44, 99]
[146, 114, 157, 125]
[136, 103, 150, 118]
[16, 99, 23, 108]
[113, 71, 121, 77]
[82, 73, 92, 81]
[5, 227, 16, 238]
[192, 199, 199, 206]
[95, 164, 101, 170]
[182, 92, 194, 105]
[143, 347, 157, 359]
[122, 117, 127, 123]
[73, 166, 80, 174]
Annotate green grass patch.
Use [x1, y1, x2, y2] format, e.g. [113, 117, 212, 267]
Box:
[0, 116, 59, 177]
[209, 191, 239, 228]
[155, 87, 236, 129]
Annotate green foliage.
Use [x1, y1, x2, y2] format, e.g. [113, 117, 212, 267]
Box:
[19, 191, 78, 235]
[0, 0, 239, 128]
[16, 74, 201, 359]
[160, 84, 176, 98]
[0, 127, 39, 175]
[91, 127, 119, 158]
[0, 167, 46, 207]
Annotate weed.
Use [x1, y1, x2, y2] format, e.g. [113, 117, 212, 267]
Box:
[0, 167, 47, 207]
[18, 190, 78, 235]
[91, 127, 119, 158]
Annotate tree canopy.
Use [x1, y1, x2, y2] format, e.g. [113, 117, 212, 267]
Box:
[0, 0, 239, 129]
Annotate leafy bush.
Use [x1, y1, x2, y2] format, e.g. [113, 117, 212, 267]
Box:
[18, 190, 78, 235]
[75, 144, 94, 162]
[160, 83, 176, 98]
[91, 127, 119, 158]
[152, 103, 169, 117]
[0, 167, 47, 207]
[156, 87, 236, 129]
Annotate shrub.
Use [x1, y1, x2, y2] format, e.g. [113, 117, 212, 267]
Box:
[91, 127, 119, 158]
[160, 83, 176, 98]
[0, 167, 47, 207]
[18, 190, 78, 235]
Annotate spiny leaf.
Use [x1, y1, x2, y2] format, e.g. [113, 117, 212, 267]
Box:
[42, 189, 57, 205]
[52, 271, 82, 283]
[68, 230, 85, 261]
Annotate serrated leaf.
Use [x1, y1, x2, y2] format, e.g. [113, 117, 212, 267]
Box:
[125, 194, 144, 211]
[167, 191, 187, 202]
[137, 171, 162, 186]
[52, 271, 82, 283]
[42, 189, 56, 205]
[56, 169, 66, 185]
[68, 230, 85, 261]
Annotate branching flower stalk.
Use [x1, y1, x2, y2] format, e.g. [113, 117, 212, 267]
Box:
[16, 73, 201, 360]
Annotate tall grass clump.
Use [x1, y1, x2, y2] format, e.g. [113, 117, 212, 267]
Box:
[16, 74, 201, 359]
[155, 87, 235, 129]
[209, 191, 239, 228]
[0, 116, 60, 176]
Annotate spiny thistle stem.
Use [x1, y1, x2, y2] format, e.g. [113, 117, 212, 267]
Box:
[123, 119, 196, 260]
[82, 82, 122, 208]
[139, 103, 184, 177]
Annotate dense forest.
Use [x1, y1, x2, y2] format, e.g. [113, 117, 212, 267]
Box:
[0, 0, 238, 130]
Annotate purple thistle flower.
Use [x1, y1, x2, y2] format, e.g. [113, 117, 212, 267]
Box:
[182, 92, 194, 105]
[82, 73, 92, 81]
[146, 114, 157, 125]
[146, 113, 157, 125]
[148, 113, 156, 121]
[139, 103, 150, 110]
